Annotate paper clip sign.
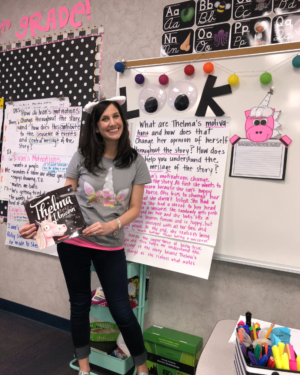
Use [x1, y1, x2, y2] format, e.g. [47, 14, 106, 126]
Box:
[42, 163, 68, 174]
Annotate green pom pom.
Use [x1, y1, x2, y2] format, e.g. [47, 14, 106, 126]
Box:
[292, 56, 300, 68]
[260, 72, 272, 85]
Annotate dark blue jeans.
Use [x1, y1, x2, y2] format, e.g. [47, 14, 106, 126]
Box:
[57, 242, 147, 365]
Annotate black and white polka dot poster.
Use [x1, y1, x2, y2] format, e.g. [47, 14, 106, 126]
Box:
[0, 34, 103, 221]
[0, 200, 7, 223]
[0, 34, 102, 106]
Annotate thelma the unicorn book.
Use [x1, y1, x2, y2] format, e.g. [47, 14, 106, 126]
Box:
[23, 185, 86, 250]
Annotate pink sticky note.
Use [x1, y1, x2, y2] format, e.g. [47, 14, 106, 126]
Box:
[230, 134, 241, 146]
[279, 135, 292, 148]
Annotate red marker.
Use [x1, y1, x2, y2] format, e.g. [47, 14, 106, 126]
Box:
[267, 357, 275, 368]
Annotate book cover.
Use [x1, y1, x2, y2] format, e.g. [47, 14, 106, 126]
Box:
[90, 340, 118, 354]
[23, 185, 86, 250]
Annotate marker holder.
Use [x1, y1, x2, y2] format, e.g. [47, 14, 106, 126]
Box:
[235, 338, 299, 375]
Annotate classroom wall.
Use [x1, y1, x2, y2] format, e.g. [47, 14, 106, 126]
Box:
[1, 0, 300, 344]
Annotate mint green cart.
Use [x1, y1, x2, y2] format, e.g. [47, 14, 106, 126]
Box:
[70, 262, 148, 375]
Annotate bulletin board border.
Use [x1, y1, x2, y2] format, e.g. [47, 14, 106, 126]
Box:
[0, 26, 104, 52]
[124, 42, 300, 68]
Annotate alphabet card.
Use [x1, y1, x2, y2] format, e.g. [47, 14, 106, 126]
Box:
[22, 185, 86, 251]
[271, 14, 300, 44]
[163, 1, 196, 31]
[231, 17, 272, 48]
[194, 24, 230, 52]
[197, 0, 232, 26]
[232, 0, 272, 21]
[162, 29, 194, 56]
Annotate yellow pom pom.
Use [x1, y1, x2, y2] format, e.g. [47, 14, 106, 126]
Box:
[228, 74, 239, 86]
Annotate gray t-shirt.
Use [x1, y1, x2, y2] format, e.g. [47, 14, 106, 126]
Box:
[66, 151, 151, 248]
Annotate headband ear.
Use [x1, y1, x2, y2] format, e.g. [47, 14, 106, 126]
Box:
[83, 96, 126, 114]
[108, 96, 126, 106]
[84, 101, 100, 114]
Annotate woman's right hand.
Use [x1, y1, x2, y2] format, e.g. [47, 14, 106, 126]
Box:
[19, 221, 37, 239]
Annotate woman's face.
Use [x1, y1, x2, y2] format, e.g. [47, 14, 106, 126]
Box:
[96, 104, 124, 142]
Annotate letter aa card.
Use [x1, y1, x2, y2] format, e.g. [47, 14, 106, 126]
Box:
[23, 185, 86, 250]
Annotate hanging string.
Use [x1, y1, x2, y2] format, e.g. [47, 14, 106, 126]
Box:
[268, 53, 298, 73]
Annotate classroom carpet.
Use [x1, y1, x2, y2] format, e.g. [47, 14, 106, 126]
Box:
[0, 309, 134, 375]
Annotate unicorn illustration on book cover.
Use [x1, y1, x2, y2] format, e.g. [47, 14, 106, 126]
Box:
[36, 213, 67, 250]
[84, 167, 129, 208]
[230, 89, 292, 147]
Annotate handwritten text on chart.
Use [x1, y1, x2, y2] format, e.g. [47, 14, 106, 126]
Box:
[124, 232, 214, 279]
[6, 153, 71, 251]
[9, 154, 70, 207]
[7, 222, 39, 249]
[0, 104, 81, 200]
[126, 117, 230, 247]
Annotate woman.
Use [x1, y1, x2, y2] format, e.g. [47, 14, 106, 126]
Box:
[19, 95, 151, 375]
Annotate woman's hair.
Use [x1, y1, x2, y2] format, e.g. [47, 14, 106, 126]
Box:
[79, 100, 137, 174]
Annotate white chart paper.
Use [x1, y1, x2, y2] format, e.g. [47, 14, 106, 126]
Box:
[125, 117, 230, 279]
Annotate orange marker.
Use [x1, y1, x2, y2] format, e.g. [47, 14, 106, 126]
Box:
[262, 343, 268, 358]
[285, 344, 291, 359]
[238, 328, 245, 342]
[265, 322, 275, 339]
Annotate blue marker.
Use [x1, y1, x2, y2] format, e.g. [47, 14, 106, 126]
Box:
[258, 355, 268, 367]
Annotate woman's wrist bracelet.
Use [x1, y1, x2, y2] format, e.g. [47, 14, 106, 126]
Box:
[113, 218, 122, 236]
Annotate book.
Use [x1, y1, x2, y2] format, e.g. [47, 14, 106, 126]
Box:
[90, 340, 118, 355]
[23, 185, 86, 250]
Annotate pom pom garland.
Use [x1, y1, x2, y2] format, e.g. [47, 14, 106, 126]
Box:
[159, 74, 169, 85]
[228, 74, 239, 86]
[292, 55, 300, 68]
[260, 72, 272, 85]
[184, 64, 195, 76]
[203, 62, 214, 73]
[114, 62, 125, 73]
[135, 74, 145, 84]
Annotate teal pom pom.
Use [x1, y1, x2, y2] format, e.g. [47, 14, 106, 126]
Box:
[292, 55, 300, 68]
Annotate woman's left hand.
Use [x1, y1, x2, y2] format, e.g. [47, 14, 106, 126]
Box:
[82, 221, 116, 237]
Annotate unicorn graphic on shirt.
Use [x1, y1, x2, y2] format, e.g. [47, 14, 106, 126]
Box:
[84, 167, 129, 208]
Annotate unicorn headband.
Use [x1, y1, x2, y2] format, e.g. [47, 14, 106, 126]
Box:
[83, 90, 126, 114]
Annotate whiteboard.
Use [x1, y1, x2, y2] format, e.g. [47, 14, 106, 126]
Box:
[117, 49, 300, 273]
